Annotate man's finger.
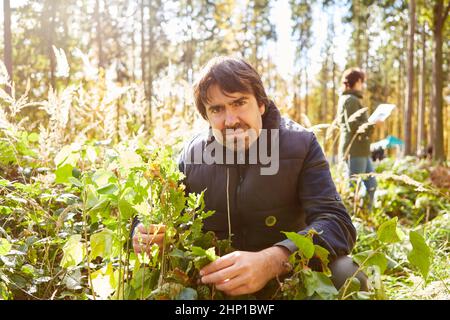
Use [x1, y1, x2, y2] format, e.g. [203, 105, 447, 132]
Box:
[200, 252, 239, 276]
[136, 223, 166, 234]
[214, 275, 247, 292]
[148, 224, 166, 234]
[224, 284, 250, 296]
[133, 233, 164, 245]
[201, 265, 240, 284]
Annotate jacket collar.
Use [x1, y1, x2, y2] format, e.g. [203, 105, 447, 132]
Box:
[342, 89, 363, 99]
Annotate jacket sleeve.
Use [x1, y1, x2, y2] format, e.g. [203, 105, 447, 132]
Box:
[275, 133, 356, 262]
[344, 98, 374, 139]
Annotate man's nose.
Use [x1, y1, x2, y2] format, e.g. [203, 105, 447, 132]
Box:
[224, 109, 239, 128]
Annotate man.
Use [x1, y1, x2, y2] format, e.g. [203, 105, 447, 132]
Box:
[133, 56, 368, 296]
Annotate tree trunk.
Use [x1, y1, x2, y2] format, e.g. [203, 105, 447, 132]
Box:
[131, 18, 136, 82]
[332, 60, 338, 160]
[417, 23, 426, 154]
[298, 66, 302, 119]
[431, 0, 448, 161]
[404, 0, 415, 156]
[321, 60, 328, 123]
[95, 0, 104, 69]
[355, 2, 362, 67]
[47, 0, 56, 89]
[3, 0, 12, 95]
[252, 1, 259, 70]
[185, 0, 193, 84]
[304, 63, 309, 117]
[140, 0, 147, 97]
[147, 0, 154, 128]
[396, 47, 403, 140]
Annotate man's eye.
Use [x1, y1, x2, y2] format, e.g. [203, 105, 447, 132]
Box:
[210, 107, 221, 114]
[234, 100, 246, 107]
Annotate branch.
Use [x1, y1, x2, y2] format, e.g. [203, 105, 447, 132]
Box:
[444, 1, 450, 23]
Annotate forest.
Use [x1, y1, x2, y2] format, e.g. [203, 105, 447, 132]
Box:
[0, 0, 448, 300]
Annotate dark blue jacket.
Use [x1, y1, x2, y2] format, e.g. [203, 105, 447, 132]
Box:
[178, 101, 356, 262]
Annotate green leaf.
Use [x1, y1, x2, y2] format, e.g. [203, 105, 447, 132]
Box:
[0, 238, 12, 256]
[118, 188, 137, 220]
[408, 231, 431, 280]
[190, 246, 206, 257]
[133, 201, 151, 216]
[338, 277, 361, 300]
[86, 146, 97, 164]
[54, 145, 72, 167]
[90, 263, 117, 300]
[352, 251, 388, 274]
[60, 235, 85, 268]
[302, 270, 338, 299]
[90, 229, 115, 261]
[119, 150, 143, 171]
[92, 169, 117, 187]
[205, 247, 218, 262]
[282, 232, 314, 259]
[97, 183, 119, 195]
[21, 264, 36, 276]
[377, 217, 403, 243]
[0, 206, 12, 215]
[55, 164, 73, 184]
[169, 248, 186, 259]
[54, 145, 80, 167]
[0, 179, 10, 187]
[314, 245, 331, 275]
[28, 132, 39, 142]
[85, 185, 99, 209]
[68, 177, 83, 187]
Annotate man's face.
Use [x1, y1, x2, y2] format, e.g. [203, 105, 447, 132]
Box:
[204, 84, 265, 151]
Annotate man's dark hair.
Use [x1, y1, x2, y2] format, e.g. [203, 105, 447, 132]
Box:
[341, 67, 365, 90]
[193, 56, 270, 119]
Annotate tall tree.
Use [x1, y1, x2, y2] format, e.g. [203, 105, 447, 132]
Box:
[3, 0, 12, 94]
[417, 21, 427, 154]
[244, 0, 276, 71]
[95, 0, 104, 69]
[344, 0, 375, 68]
[44, 0, 57, 88]
[430, 0, 449, 161]
[290, 0, 312, 119]
[404, 0, 416, 155]
[140, 0, 146, 96]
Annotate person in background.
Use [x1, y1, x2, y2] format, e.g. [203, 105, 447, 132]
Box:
[337, 68, 383, 211]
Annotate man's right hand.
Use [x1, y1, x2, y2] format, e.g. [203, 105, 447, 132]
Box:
[132, 223, 166, 255]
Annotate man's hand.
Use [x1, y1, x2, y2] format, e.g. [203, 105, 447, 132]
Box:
[199, 246, 290, 296]
[132, 223, 166, 255]
[375, 119, 384, 128]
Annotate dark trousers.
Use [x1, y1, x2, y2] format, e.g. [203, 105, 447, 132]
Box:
[329, 255, 369, 291]
[348, 156, 377, 210]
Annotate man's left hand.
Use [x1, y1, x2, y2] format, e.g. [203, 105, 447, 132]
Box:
[199, 246, 290, 296]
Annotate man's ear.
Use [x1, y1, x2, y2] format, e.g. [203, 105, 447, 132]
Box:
[259, 103, 265, 115]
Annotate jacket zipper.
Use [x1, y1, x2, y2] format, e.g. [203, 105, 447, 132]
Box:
[236, 165, 245, 248]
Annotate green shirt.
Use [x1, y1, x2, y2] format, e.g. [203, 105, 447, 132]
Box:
[337, 90, 374, 159]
